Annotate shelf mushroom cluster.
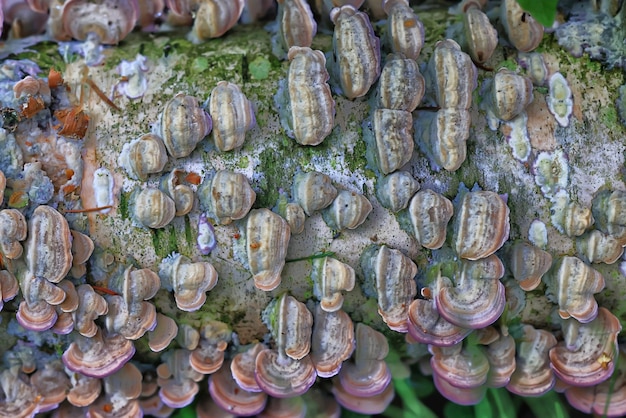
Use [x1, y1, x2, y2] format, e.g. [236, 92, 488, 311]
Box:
[2, 0, 626, 417]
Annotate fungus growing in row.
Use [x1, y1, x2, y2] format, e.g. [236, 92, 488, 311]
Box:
[255, 294, 316, 398]
[361, 244, 417, 332]
[209, 360, 268, 416]
[159, 253, 218, 311]
[310, 305, 355, 377]
[246, 208, 291, 291]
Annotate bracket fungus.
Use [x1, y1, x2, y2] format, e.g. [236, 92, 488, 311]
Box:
[157, 349, 202, 408]
[430, 344, 490, 405]
[255, 294, 316, 398]
[323, 189, 372, 231]
[61, 0, 138, 44]
[376, 170, 420, 213]
[0, 270, 19, 311]
[0, 209, 27, 259]
[159, 253, 218, 312]
[549, 307, 621, 387]
[372, 108, 414, 175]
[118, 133, 168, 181]
[312, 256, 355, 312]
[160, 169, 195, 217]
[453, 190, 510, 260]
[292, 171, 337, 216]
[245, 208, 290, 291]
[189, 0, 244, 41]
[500, 0, 544, 52]
[506, 325, 557, 397]
[434, 255, 506, 329]
[133, 188, 176, 229]
[149, 313, 179, 352]
[377, 53, 425, 112]
[383, 0, 425, 61]
[461, 0, 498, 64]
[231, 343, 265, 393]
[63, 329, 135, 378]
[24, 205, 72, 283]
[283, 46, 335, 146]
[407, 298, 472, 347]
[198, 170, 256, 225]
[547, 256, 605, 323]
[407, 189, 454, 250]
[361, 244, 417, 332]
[189, 321, 231, 375]
[208, 81, 256, 152]
[156, 93, 212, 159]
[508, 241, 552, 291]
[209, 360, 267, 417]
[276, 0, 317, 55]
[330, 5, 381, 99]
[310, 305, 355, 378]
[336, 323, 391, 399]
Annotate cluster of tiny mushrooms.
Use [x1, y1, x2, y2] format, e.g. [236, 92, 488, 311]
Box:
[1, 0, 626, 416]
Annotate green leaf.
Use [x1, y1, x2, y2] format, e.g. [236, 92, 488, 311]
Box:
[516, 0, 558, 27]
[523, 390, 570, 418]
[171, 405, 197, 418]
[393, 378, 438, 418]
[474, 393, 493, 418]
[487, 388, 517, 418]
[443, 402, 475, 418]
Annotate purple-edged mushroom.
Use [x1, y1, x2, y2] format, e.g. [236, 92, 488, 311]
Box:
[506, 325, 557, 396]
[549, 307, 621, 387]
[407, 298, 472, 347]
[337, 323, 391, 397]
[62, 329, 135, 378]
[434, 255, 506, 329]
[209, 360, 267, 416]
[310, 305, 355, 378]
[230, 343, 264, 393]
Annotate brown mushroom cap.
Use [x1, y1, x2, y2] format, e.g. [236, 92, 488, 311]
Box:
[209, 361, 267, 416]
